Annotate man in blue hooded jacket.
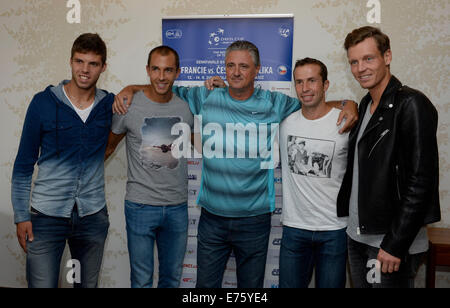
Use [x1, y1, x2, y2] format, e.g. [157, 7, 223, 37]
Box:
[11, 33, 114, 288]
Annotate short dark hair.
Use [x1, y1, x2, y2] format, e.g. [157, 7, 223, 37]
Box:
[225, 40, 260, 67]
[293, 57, 328, 84]
[344, 26, 391, 55]
[71, 33, 107, 65]
[147, 45, 180, 70]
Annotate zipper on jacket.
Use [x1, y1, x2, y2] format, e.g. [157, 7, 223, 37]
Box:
[395, 164, 401, 200]
[368, 129, 390, 158]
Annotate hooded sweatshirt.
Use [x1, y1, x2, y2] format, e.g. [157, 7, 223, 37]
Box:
[11, 81, 114, 223]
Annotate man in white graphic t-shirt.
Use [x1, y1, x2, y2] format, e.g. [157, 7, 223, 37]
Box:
[279, 58, 349, 288]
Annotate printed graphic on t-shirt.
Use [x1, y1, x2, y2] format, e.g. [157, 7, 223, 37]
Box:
[287, 135, 336, 178]
[140, 117, 182, 169]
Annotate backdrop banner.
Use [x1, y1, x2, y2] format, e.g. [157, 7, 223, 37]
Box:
[162, 15, 294, 288]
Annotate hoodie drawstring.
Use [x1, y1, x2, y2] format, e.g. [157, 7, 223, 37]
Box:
[55, 101, 60, 158]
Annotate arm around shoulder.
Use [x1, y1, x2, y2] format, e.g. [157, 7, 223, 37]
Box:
[113, 84, 148, 114]
[326, 99, 359, 133]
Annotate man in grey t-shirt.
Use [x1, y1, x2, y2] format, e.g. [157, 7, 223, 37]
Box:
[105, 46, 193, 288]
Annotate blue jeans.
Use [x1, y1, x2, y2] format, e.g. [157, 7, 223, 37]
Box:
[196, 208, 271, 288]
[125, 200, 188, 288]
[347, 237, 426, 288]
[279, 226, 347, 288]
[26, 205, 109, 288]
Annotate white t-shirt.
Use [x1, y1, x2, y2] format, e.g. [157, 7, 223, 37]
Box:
[279, 108, 349, 231]
[62, 86, 94, 123]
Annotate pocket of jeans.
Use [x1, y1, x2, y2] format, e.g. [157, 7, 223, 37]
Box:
[254, 212, 272, 223]
[99, 206, 110, 223]
[30, 207, 42, 216]
[92, 206, 110, 231]
[124, 200, 146, 210]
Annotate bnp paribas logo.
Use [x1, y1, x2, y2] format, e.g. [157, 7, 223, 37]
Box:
[166, 29, 183, 40]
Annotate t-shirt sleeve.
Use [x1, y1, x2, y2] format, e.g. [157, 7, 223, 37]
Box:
[271, 91, 301, 121]
[172, 85, 210, 115]
[111, 113, 127, 135]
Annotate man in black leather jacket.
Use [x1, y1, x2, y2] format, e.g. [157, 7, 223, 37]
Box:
[337, 26, 441, 288]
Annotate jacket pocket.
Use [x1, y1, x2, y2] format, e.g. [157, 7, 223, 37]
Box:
[94, 119, 111, 139]
[368, 129, 390, 158]
[41, 120, 75, 147]
[42, 120, 73, 132]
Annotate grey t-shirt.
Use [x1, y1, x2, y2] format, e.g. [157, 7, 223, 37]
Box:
[347, 103, 428, 254]
[112, 90, 194, 206]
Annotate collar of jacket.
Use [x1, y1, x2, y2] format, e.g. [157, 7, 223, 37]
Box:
[360, 75, 403, 110]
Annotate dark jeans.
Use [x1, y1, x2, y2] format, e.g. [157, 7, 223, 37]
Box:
[26, 206, 109, 288]
[196, 208, 271, 288]
[279, 226, 347, 288]
[347, 236, 426, 288]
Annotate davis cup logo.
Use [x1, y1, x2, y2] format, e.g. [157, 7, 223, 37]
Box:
[208, 28, 244, 48]
[209, 28, 225, 46]
[278, 65, 288, 76]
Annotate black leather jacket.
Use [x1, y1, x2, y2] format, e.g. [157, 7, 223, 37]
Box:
[337, 75, 441, 258]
